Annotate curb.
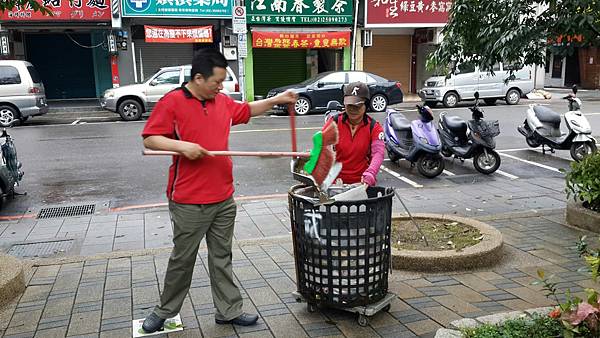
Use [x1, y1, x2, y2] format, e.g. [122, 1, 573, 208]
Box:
[391, 213, 503, 272]
[435, 306, 554, 337]
[0, 253, 26, 309]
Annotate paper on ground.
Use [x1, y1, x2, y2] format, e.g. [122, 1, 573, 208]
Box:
[132, 314, 183, 337]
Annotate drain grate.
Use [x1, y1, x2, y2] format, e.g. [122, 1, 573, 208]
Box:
[37, 204, 95, 219]
[8, 239, 74, 258]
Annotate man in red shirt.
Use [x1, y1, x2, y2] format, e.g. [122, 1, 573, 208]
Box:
[325, 82, 385, 186]
[141, 49, 297, 332]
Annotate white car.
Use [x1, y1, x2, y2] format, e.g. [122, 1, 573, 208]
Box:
[0, 60, 48, 127]
[418, 63, 534, 108]
[101, 65, 240, 121]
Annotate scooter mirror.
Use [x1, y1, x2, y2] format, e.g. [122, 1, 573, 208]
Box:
[474, 92, 480, 100]
[572, 85, 578, 95]
[326, 100, 343, 111]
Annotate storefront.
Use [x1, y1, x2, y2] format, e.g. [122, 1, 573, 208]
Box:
[244, 0, 354, 99]
[1, 2, 113, 99]
[118, 0, 233, 84]
[363, 0, 450, 93]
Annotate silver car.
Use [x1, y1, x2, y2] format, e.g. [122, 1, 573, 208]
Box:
[418, 63, 534, 108]
[0, 60, 48, 127]
[101, 65, 240, 121]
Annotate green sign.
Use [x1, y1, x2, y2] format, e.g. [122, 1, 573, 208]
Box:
[247, 0, 353, 24]
[122, 0, 232, 18]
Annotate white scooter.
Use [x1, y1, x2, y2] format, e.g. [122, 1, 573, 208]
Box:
[517, 85, 597, 161]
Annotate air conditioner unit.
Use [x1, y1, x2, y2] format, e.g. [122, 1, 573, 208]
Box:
[363, 30, 373, 47]
[223, 47, 238, 60]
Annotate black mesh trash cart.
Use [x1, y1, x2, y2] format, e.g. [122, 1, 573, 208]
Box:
[288, 184, 396, 326]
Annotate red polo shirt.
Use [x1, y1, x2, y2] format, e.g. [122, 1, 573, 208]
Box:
[142, 85, 251, 204]
[325, 114, 384, 184]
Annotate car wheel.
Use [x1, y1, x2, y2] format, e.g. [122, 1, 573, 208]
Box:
[505, 89, 521, 105]
[118, 99, 144, 121]
[443, 92, 459, 108]
[0, 105, 19, 127]
[294, 97, 311, 115]
[370, 94, 388, 112]
[484, 98, 497, 105]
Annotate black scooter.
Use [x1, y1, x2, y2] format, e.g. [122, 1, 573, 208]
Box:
[438, 92, 501, 174]
[0, 125, 24, 209]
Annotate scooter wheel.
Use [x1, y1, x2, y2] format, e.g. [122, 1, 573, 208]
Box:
[570, 142, 597, 162]
[417, 153, 445, 178]
[526, 137, 541, 148]
[441, 147, 453, 157]
[474, 150, 501, 175]
[387, 149, 400, 163]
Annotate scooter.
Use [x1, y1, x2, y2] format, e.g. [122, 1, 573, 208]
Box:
[517, 85, 597, 161]
[0, 125, 24, 209]
[438, 92, 501, 174]
[384, 105, 445, 178]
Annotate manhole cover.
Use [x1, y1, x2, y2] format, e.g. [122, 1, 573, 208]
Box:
[445, 175, 495, 185]
[37, 204, 95, 219]
[8, 240, 74, 258]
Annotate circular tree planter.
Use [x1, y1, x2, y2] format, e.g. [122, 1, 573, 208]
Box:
[391, 213, 503, 272]
[0, 253, 25, 309]
[566, 202, 600, 233]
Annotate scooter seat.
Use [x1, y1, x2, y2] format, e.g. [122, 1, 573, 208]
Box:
[389, 113, 411, 131]
[533, 105, 561, 125]
[442, 114, 467, 134]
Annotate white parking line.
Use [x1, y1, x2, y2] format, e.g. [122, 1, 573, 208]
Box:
[442, 170, 455, 176]
[71, 119, 80, 125]
[498, 152, 563, 173]
[380, 165, 423, 188]
[497, 147, 536, 152]
[495, 170, 519, 180]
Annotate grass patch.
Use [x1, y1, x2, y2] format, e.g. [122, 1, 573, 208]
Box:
[461, 314, 562, 338]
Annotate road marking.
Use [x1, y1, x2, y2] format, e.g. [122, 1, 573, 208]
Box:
[442, 170, 455, 176]
[585, 112, 600, 116]
[71, 119, 80, 125]
[380, 165, 423, 188]
[495, 170, 519, 180]
[498, 147, 536, 152]
[498, 152, 563, 173]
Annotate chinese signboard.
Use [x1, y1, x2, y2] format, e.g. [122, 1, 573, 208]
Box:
[247, 0, 353, 24]
[365, 0, 451, 27]
[122, 0, 231, 18]
[252, 31, 350, 49]
[145, 25, 213, 43]
[1, 0, 110, 21]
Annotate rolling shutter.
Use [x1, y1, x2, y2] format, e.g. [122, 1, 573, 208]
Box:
[364, 35, 411, 91]
[253, 49, 307, 97]
[134, 40, 193, 81]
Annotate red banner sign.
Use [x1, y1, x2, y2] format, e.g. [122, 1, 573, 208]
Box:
[252, 31, 351, 49]
[366, 0, 451, 26]
[1, 0, 110, 21]
[144, 25, 213, 44]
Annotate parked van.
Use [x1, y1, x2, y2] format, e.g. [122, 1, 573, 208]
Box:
[418, 63, 534, 108]
[0, 60, 48, 127]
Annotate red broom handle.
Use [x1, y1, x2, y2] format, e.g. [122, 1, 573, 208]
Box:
[143, 149, 310, 157]
[288, 102, 297, 153]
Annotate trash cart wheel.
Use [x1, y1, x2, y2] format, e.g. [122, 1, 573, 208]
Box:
[383, 304, 391, 312]
[307, 303, 318, 313]
[358, 314, 369, 327]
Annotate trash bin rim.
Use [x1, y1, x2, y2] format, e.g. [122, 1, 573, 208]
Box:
[288, 184, 394, 205]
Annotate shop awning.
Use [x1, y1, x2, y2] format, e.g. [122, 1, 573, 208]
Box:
[144, 25, 213, 43]
[251, 29, 351, 49]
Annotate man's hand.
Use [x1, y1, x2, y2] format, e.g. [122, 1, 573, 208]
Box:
[179, 142, 213, 160]
[273, 90, 298, 105]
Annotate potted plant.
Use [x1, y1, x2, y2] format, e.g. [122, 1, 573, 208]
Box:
[565, 152, 600, 231]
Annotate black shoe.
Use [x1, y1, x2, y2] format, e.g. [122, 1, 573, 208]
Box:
[215, 313, 259, 326]
[142, 312, 166, 333]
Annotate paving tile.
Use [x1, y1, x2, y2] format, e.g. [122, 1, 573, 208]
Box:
[443, 285, 490, 302]
[420, 306, 462, 326]
[453, 274, 497, 292]
[34, 327, 67, 338]
[388, 282, 424, 299]
[433, 295, 480, 315]
[404, 319, 442, 336]
[335, 319, 380, 337]
[197, 314, 236, 338]
[261, 313, 307, 338]
[68, 310, 101, 336]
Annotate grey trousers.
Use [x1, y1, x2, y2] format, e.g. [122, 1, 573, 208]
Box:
[153, 197, 243, 321]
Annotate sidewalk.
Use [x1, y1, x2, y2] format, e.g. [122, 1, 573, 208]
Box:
[0, 206, 592, 338]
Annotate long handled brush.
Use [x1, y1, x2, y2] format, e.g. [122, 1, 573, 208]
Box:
[143, 104, 338, 187]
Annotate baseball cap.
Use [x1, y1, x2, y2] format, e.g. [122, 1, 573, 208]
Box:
[343, 81, 370, 105]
